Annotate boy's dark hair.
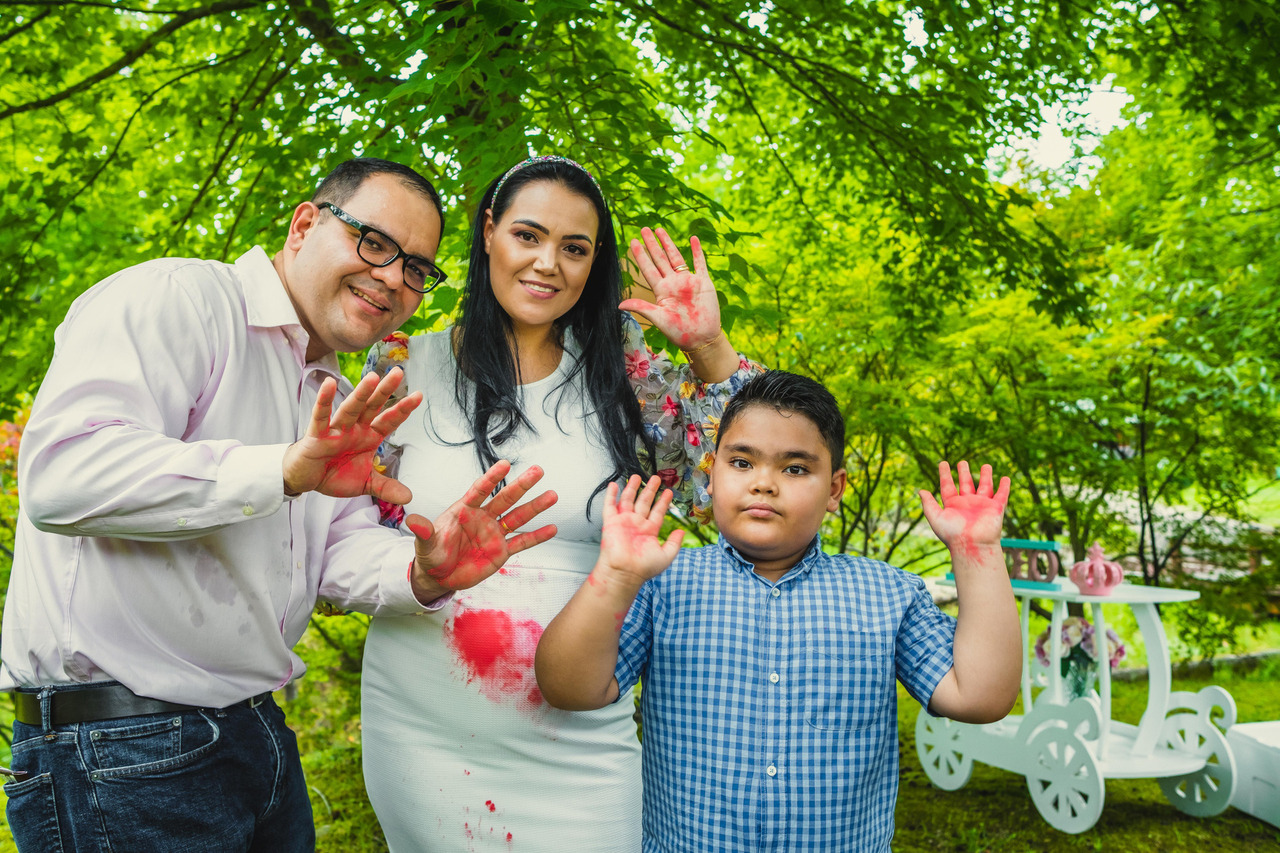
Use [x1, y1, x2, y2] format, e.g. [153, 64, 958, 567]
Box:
[718, 371, 845, 469]
[312, 157, 445, 232]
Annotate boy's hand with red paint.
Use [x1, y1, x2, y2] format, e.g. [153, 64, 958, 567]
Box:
[407, 460, 558, 602]
[535, 474, 682, 712]
[918, 460, 1010, 565]
[595, 475, 685, 586]
[919, 460, 1021, 724]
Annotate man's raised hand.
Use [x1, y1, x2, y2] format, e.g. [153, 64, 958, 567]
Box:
[282, 368, 422, 503]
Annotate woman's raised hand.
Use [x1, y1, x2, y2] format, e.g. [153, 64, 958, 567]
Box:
[408, 461, 558, 597]
[619, 226, 721, 351]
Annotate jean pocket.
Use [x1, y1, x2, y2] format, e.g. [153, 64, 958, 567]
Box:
[803, 630, 894, 731]
[88, 711, 221, 780]
[4, 772, 67, 852]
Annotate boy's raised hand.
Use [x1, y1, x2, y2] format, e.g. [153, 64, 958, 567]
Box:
[918, 461, 1010, 562]
[597, 474, 685, 583]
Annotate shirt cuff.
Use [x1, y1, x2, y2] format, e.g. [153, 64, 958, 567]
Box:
[216, 443, 291, 522]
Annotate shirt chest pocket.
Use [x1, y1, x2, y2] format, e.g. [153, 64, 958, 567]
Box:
[802, 629, 894, 731]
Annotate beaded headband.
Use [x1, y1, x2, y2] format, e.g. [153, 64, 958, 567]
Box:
[492, 155, 602, 205]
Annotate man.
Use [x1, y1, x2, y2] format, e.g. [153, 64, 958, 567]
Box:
[1, 158, 557, 851]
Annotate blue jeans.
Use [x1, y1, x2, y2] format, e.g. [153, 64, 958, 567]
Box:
[4, 683, 315, 852]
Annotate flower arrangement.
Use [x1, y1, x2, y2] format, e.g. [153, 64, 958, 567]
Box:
[1034, 616, 1126, 699]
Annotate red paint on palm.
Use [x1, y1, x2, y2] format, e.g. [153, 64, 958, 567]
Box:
[947, 498, 1000, 560]
[445, 607, 545, 711]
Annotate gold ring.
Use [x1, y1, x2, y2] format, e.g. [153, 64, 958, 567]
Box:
[499, 518, 510, 534]
[674, 263, 689, 272]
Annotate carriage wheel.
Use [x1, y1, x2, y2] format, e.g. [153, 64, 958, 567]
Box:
[1025, 726, 1105, 833]
[1158, 712, 1236, 817]
[915, 710, 973, 791]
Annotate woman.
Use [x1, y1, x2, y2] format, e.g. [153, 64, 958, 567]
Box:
[360, 155, 761, 851]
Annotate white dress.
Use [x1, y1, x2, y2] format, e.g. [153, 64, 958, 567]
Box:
[360, 330, 642, 852]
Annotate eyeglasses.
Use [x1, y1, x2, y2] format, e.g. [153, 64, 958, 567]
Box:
[317, 202, 447, 294]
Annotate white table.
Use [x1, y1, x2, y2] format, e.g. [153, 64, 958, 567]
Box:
[915, 578, 1237, 833]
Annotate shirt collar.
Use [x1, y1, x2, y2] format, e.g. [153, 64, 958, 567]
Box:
[236, 247, 304, 332]
[716, 533, 826, 582]
[234, 246, 342, 376]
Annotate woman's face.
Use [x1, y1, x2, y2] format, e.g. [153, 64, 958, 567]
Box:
[483, 180, 599, 339]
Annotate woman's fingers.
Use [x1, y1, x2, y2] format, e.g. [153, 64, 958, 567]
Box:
[484, 464, 545, 518]
[506, 524, 559, 556]
[496, 489, 559, 533]
[617, 297, 661, 318]
[655, 227, 689, 273]
[690, 235, 708, 278]
[459, 460, 513, 508]
[639, 227, 672, 277]
[629, 239, 664, 287]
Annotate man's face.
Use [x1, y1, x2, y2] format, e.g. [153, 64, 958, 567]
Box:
[279, 173, 442, 362]
[708, 405, 846, 577]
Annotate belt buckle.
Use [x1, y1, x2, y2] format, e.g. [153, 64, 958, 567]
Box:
[247, 692, 268, 709]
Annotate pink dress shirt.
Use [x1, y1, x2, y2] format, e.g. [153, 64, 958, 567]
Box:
[0, 247, 424, 708]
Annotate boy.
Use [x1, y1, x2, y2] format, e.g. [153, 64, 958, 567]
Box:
[535, 370, 1021, 851]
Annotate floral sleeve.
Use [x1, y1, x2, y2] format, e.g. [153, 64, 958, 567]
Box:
[362, 331, 411, 530]
[620, 312, 765, 521]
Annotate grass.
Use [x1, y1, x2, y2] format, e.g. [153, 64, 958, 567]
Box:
[12, 665, 1278, 851]
[4, 653, 1279, 851]
[893, 659, 1280, 852]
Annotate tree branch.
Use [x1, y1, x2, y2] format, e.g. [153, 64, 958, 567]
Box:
[0, 7, 49, 46]
[0, 0, 261, 121]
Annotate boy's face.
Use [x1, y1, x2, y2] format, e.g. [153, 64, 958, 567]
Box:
[708, 405, 846, 577]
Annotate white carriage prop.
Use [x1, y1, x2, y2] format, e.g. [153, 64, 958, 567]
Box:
[914, 539, 1237, 833]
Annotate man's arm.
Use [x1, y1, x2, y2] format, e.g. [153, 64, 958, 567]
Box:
[535, 475, 683, 711]
[919, 461, 1022, 724]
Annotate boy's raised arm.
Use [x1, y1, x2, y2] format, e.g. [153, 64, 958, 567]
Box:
[919, 461, 1022, 723]
[535, 475, 685, 711]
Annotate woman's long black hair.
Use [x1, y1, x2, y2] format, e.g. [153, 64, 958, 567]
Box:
[453, 158, 656, 513]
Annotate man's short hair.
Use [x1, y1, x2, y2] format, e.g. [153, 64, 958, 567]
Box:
[718, 371, 845, 470]
[312, 158, 445, 231]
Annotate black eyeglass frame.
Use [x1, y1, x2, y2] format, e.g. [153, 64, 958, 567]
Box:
[317, 202, 447, 294]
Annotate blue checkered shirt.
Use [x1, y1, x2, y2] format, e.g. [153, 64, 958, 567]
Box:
[614, 535, 957, 852]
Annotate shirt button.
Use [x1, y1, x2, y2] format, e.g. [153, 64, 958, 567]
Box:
[242, 506, 255, 516]
[771, 588, 781, 598]
[766, 765, 777, 777]
[296, 562, 303, 570]
[176, 518, 188, 527]
[769, 672, 780, 684]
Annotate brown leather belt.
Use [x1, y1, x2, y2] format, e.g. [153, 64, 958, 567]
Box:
[11, 684, 271, 727]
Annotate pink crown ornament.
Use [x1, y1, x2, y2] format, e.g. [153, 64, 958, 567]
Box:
[1069, 542, 1124, 596]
